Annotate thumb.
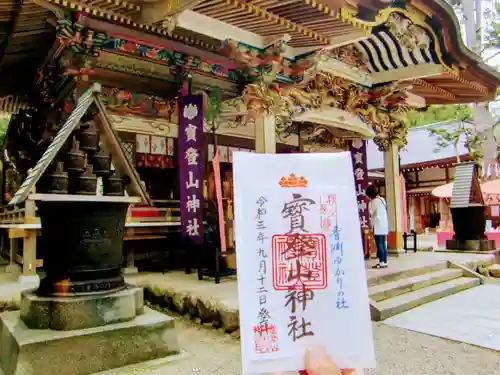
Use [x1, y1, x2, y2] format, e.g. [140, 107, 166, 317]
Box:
[305, 346, 342, 375]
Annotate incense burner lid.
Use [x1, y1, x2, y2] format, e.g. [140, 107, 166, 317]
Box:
[79, 121, 99, 152]
[66, 138, 86, 173]
[93, 147, 111, 176]
[103, 171, 124, 196]
[74, 165, 97, 195]
[44, 161, 69, 194]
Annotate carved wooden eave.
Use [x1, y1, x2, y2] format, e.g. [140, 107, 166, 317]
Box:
[295, 107, 376, 139]
[410, 0, 500, 99]
[216, 8, 451, 89]
[341, 5, 500, 104]
[30, 0, 497, 105]
[131, 0, 375, 49]
[230, 71, 417, 148]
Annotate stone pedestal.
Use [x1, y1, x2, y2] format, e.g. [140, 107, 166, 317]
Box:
[0, 285, 179, 375]
[21, 286, 144, 330]
[0, 307, 179, 375]
[0, 198, 180, 375]
[446, 239, 496, 252]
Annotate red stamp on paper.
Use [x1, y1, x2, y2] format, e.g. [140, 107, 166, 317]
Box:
[320, 194, 337, 215]
[272, 234, 327, 291]
[320, 195, 338, 233]
[253, 324, 279, 354]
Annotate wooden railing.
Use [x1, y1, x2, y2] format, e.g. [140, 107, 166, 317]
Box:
[0, 198, 182, 280]
[0, 199, 40, 282]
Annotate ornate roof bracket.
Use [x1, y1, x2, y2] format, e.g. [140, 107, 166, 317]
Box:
[342, 7, 448, 67]
[222, 35, 291, 83]
[233, 71, 415, 148]
[223, 38, 376, 86]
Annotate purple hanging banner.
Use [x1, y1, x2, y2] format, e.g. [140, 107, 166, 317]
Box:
[179, 95, 205, 245]
[347, 139, 370, 230]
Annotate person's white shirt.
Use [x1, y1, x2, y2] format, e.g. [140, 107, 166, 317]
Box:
[368, 196, 389, 235]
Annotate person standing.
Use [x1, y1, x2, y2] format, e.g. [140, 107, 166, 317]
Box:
[366, 185, 389, 269]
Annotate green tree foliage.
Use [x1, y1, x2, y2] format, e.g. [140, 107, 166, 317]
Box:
[428, 126, 467, 163]
[405, 104, 474, 128]
[428, 124, 485, 165]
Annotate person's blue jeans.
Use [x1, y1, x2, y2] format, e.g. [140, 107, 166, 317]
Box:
[374, 235, 388, 264]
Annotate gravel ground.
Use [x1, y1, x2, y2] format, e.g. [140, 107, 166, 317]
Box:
[104, 319, 500, 375]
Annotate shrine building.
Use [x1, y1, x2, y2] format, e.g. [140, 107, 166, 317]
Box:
[0, 0, 499, 277]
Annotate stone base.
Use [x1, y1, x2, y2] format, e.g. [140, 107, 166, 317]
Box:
[0, 307, 179, 375]
[122, 266, 139, 275]
[18, 275, 40, 287]
[21, 286, 143, 331]
[436, 248, 500, 255]
[446, 239, 496, 252]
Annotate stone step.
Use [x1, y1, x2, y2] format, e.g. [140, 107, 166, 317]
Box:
[367, 262, 448, 287]
[369, 268, 464, 302]
[373, 277, 480, 321]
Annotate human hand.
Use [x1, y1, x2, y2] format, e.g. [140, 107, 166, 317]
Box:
[274, 346, 357, 375]
[301, 346, 357, 375]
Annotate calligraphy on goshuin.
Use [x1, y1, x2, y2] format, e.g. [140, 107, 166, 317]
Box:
[253, 195, 279, 354]
[273, 174, 326, 343]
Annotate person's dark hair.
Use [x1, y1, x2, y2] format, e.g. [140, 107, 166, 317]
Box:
[366, 184, 379, 199]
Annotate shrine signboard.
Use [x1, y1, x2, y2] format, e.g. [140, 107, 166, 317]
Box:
[347, 139, 370, 230]
[233, 152, 375, 374]
[178, 95, 205, 244]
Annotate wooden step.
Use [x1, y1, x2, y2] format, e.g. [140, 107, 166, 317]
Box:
[369, 268, 463, 302]
[372, 277, 480, 321]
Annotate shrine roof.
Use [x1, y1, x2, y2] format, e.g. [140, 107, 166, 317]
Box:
[26, 0, 392, 58]
[0, 0, 55, 100]
[73, 0, 500, 104]
[1, 0, 499, 110]
[397, 0, 500, 103]
[367, 121, 470, 170]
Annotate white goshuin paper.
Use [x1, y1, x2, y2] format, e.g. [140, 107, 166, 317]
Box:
[233, 152, 376, 375]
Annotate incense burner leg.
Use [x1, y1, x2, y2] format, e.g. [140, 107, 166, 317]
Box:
[122, 242, 138, 275]
[6, 237, 20, 273]
[19, 232, 39, 285]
